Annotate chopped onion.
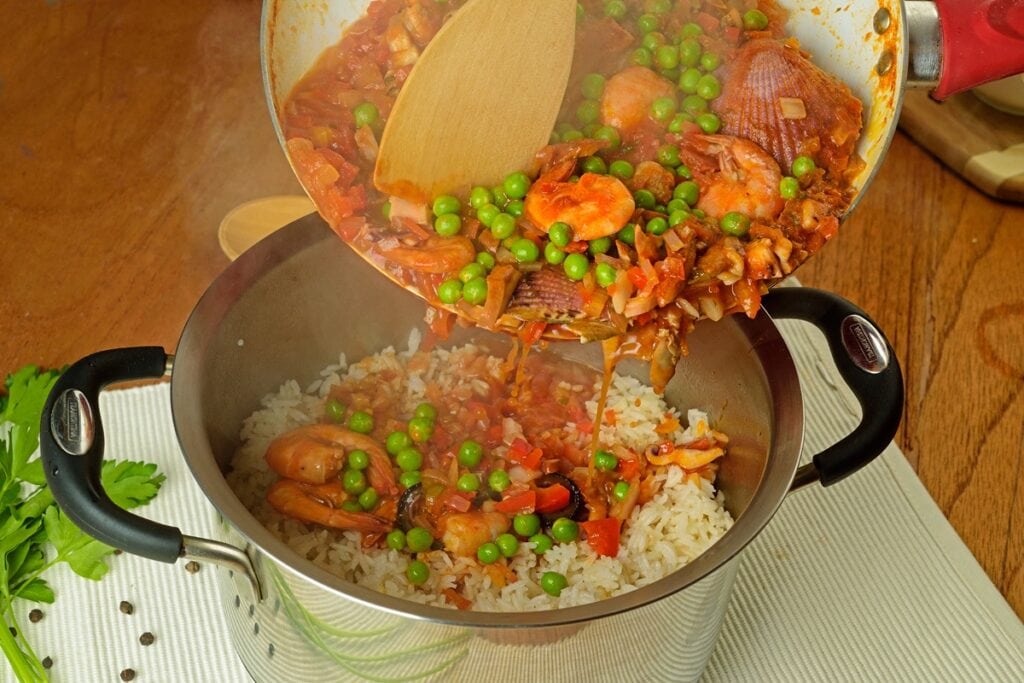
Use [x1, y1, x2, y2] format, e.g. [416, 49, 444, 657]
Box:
[699, 296, 724, 321]
[354, 125, 379, 162]
[389, 196, 428, 224]
[662, 228, 684, 253]
[611, 269, 633, 314]
[779, 97, 807, 120]
[624, 293, 657, 318]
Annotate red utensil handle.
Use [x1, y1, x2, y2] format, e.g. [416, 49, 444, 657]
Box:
[933, 0, 1024, 100]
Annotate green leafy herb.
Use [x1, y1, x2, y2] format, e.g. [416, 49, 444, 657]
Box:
[0, 367, 165, 681]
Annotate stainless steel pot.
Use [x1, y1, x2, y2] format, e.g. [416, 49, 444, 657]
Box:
[41, 214, 902, 681]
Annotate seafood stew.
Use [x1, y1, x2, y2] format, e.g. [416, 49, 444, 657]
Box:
[280, 0, 864, 392]
[228, 334, 733, 610]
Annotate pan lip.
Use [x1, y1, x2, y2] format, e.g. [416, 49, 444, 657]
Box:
[170, 217, 806, 628]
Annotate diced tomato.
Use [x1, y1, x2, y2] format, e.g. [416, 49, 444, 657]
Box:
[724, 25, 742, 43]
[604, 409, 617, 426]
[510, 438, 531, 457]
[443, 588, 472, 611]
[521, 321, 547, 346]
[580, 518, 621, 558]
[696, 11, 720, 34]
[564, 241, 589, 253]
[617, 458, 640, 480]
[440, 489, 473, 513]
[576, 420, 593, 435]
[535, 484, 570, 513]
[627, 266, 648, 290]
[495, 490, 536, 514]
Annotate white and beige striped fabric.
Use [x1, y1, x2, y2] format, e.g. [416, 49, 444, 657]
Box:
[7, 318, 1023, 682]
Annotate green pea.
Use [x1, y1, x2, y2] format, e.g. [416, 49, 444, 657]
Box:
[682, 94, 708, 115]
[562, 129, 584, 142]
[432, 194, 461, 216]
[386, 529, 406, 551]
[656, 144, 681, 167]
[649, 0, 672, 12]
[407, 559, 429, 585]
[412, 403, 436, 422]
[720, 211, 751, 236]
[779, 176, 800, 199]
[509, 238, 538, 263]
[469, 186, 492, 209]
[348, 410, 373, 434]
[399, 471, 422, 488]
[456, 440, 483, 468]
[594, 125, 621, 150]
[669, 209, 690, 226]
[694, 208, 706, 219]
[563, 253, 590, 281]
[453, 264, 483, 286]
[407, 527, 433, 553]
[696, 112, 721, 134]
[678, 67, 702, 95]
[700, 52, 721, 72]
[674, 180, 700, 206]
[490, 213, 516, 239]
[595, 263, 618, 288]
[594, 449, 618, 471]
[578, 156, 606, 176]
[548, 221, 572, 247]
[581, 73, 606, 100]
[696, 74, 721, 101]
[637, 13, 660, 34]
[743, 9, 769, 31]
[353, 102, 379, 128]
[437, 279, 463, 304]
[503, 172, 531, 200]
[530, 533, 554, 555]
[358, 487, 379, 510]
[343, 469, 367, 495]
[495, 533, 520, 558]
[476, 251, 496, 271]
[617, 224, 636, 245]
[407, 416, 434, 444]
[541, 571, 569, 597]
[538, 242, 563, 266]
[325, 398, 346, 423]
[792, 155, 816, 178]
[347, 449, 369, 470]
[576, 1, 585, 22]
[582, 122, 601, 138]
[603, 0, 626, 20]
[434, 213, 461, 237]
[655, 44, 679, 70]
[488, 469, 511, 493]
[641, 31, 666, 51]
[646, 216, 669, 235]
[586, 237, 610, 256]
[650, 96, 677, 122]
[477, 203, 500, 227]
[506, 199, 525, 218]
[550, 518, 579, 543]
[491, 186, 509, 208]
[513, 513, 541, 537]
[676, 164, 693, 180]
[396, 447, 423, 472]
[549, 131, 561, 144]
[577, 99, 601, 125]
[462, 277, 488, 305]
[631, 47, 653, 67]
[666, 198, 687, 213]
[386, 430, 413, 456]
[456, 473, 480, 493]
[679, 38, 702, 68]
[612, 481, 631, 501]
[658, 66, 680, 82]
[667, 112, 693, 133]
[381, 201, 392, 220]
[608, 159, 634, 180]
[341, 500, 362, 513]
[634, 189, 656, 210]
[476, 542, 500, 564]
[681, 22, 703, 38]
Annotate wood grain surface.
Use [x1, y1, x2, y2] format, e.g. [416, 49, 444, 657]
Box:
[1, 1, 1021, 619]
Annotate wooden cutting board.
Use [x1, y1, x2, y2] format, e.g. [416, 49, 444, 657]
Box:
[899, 90, 1024, 202]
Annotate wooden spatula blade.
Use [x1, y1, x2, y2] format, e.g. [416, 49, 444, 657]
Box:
[374, 0, 577, 204]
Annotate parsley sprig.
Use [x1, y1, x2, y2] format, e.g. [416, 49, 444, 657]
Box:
[0, 367, 165, 681]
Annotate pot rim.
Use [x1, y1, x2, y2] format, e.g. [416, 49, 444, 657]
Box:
[170, 216, 805, 628]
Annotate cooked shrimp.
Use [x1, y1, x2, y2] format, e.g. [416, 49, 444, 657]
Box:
[439, 511, 510, 557]
[600, 66, 676, 133]
[680, 135, 784, 221]
[378, 235, 476, 274]
[267, 479, 392, 533]
[264, 424, 397, 495]
[524, 173, 635, 241]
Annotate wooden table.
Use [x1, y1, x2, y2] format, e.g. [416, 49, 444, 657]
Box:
[2, 2, 1021, 618]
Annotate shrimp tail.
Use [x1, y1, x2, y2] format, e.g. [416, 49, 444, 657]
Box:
[267, 479, 392, 534]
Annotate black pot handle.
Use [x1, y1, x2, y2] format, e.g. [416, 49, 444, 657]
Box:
[40, 347, 183, 561]
[760, 288, 904, 488]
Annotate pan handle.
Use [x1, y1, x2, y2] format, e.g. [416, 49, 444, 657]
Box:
[760, 289, 904, 489]
[40, 347, 262, 599]
[910, 0, 1024, 99]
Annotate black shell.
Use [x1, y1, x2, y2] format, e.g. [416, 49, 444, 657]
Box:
[396, 483, 425, 532]
[535, 473, 586, 526]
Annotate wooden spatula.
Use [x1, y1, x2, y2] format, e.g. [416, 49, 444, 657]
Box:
[374, 0, 577, 204]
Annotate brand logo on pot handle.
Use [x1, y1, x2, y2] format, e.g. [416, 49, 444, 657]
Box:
[50, 389, 95, 455]
[841, 315, 890, 374]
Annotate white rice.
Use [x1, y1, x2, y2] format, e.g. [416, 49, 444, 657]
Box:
[227, 332, 733, 611]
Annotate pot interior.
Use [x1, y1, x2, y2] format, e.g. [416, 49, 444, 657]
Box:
[171, 215, 803, 627]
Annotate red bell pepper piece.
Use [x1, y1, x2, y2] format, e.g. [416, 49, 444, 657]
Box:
[535, 484, 570, 513]
[495, 490, 536, 514]
[696, 11, 720, 35]
[580, 518, 621, 558]
[617, 458, 640, 481]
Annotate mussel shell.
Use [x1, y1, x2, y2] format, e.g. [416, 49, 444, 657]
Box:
[713, 39, 863, 180]
[396, 483, 425, 532]
[535, 473, 586, 526]
[505, 267, 625, 340]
